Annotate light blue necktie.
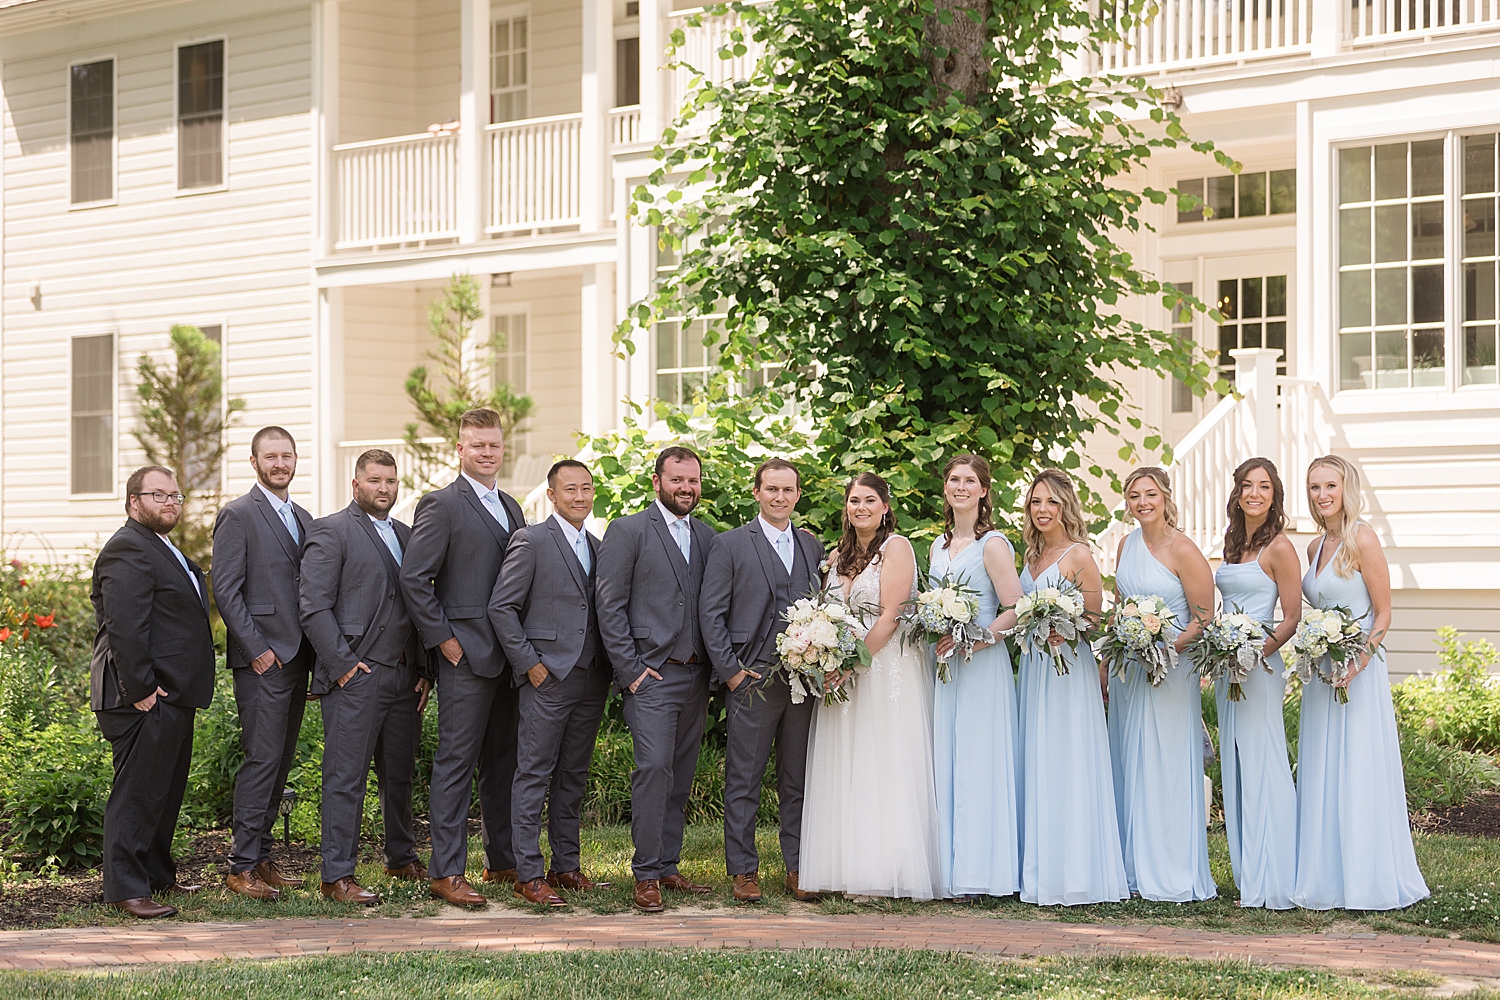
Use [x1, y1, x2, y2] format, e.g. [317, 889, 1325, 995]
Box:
[775, 530, 793, 574]
[279, 501, 300, 544]
[373, 518, 403, 565]
[163, 536, 202, 598]
[671, 518, 691, 563]
[575, 531, 591, 573]
[480, 489, 511, 531]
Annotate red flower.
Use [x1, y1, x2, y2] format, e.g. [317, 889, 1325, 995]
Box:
[13, 613, 26, 625]
[0, 628, 10, 641]
[33, 613, 56, 629]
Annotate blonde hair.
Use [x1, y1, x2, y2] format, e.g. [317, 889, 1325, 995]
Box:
[1122, 466, 1179, 530]
[1022, 469, 1090, 566]
[1306, 454, 1365, 578]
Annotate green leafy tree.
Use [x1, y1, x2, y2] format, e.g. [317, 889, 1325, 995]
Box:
[403, 274, 534, 489]
[133, 324, 245, 567]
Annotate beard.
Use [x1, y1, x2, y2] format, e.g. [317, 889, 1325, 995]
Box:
[136, 507, 180, 534]
[355, 490, 395, 518]
[258, 467, 294, 492]
[657, 487, 699, 517]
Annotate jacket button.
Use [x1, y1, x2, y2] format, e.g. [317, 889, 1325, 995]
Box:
[580, 603, 586, 610]
[679, 599, 684, 606]
[579, 628, 584, 634]
[380, 625, 386, 631]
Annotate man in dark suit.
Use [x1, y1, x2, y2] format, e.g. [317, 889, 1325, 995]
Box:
[401, 408, 526, 909]
[299, 449, 430, 906]
[489, 460, 612, 908]
[595, 446, 717, 912]
[211, 426, 315, 900]
[91, 466, 216, 918]
[699, 458, 825, 904]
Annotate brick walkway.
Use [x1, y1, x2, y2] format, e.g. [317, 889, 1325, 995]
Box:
[2, 912, 1500, 979]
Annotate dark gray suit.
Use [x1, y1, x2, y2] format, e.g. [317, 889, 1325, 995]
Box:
[595, 502, 716, 881]
[299, 502, 423, 883]
[489, 516, 610, 883]
[211, 486, 315, 876]
[401, 476, 525, 879]
[699, 518, 823, 876]
[91, 518, 215, 903]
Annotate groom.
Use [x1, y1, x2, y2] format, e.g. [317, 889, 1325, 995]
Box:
[699, 458, 824, 903]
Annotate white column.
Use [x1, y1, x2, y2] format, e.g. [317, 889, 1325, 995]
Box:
[1231, 347, 1281, 460]
[459, 0, 490, 243]
[1295, 99, 1315, 384]
[315, 287, 346, 516]
[312, 0, 340, 257]
[580, 263, 617, 435]
[580, 0, 612, 232]
[638, 0, 665, 141]
[1310, 0, 1341, 59]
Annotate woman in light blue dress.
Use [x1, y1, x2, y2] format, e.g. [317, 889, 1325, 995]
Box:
[1293, 455, 1428, 911]
[929, 454, 1023, 898]
[1108, 467, 1217, 902]
[1016, 470, 1128, 905]
[1215, 458, 1300, 909]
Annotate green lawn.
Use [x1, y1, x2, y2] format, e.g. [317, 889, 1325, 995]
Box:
[0, 950, 1474, 1000]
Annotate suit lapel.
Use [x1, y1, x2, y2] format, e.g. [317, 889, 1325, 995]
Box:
[457, 476, 511, 549]
[250, 488, 301, 564]
[747, 520, 786, 593]
[646, 506, 689, 591]
[294, 503, 314, 555]
[130, 520, 206, 613]
[351, 503, 403, 589]
[547, 518, 588, 594]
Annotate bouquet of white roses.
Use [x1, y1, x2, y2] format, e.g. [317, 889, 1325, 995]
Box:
[1188, 607, 1272, 702]
[1097, 594, 1181, 686]
[774, 587, 872, 705]
[899, 574, 994, 683]
[1282, 605, 1376, 705]
[1002, 579, 1092, 676]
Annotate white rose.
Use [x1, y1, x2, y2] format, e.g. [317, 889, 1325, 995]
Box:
[1058, 595, 1079, 618]
[1015, 595, 1034, 617]
[941, 588, 958, 603]
[806, 619, 839, 648]
[943, 599, 971, 622]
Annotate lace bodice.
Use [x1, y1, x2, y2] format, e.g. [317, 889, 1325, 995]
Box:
[828, 537, 916, 618]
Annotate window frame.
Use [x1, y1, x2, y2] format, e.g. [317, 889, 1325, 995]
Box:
[188, 321, 229, 492]
[69, 331, 119, 498]
[174, 36, 229, 196]
[1458, 131, 1500, 389]
[67, 55, 118, 210]
[489, 5, 531, 125]
[1173, 165, 1297, 227]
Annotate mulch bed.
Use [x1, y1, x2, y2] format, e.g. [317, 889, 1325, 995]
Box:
[1413, 791, 1500, 839]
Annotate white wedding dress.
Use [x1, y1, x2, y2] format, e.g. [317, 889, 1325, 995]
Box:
[799, 537, 943, 900]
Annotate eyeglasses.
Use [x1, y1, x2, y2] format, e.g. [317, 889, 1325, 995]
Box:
[133, 491, 186, 505]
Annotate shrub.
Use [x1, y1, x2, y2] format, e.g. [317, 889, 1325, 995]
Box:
[1394, 627, 1500, 753]
[0, 642, 66, 731]
[182, 664, 242, 830]
[1399, 727, 1500, 811]
[0, 556, 94, 713]
[0, 720, 111, 867]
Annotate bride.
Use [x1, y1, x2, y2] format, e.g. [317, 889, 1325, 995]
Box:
[799, 472, 943, 900]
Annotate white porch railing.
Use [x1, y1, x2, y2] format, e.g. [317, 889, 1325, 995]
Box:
[1095, 0, 1314, 74]
[487, 113, 583, 235]
[666, 5, 765, 127]
[1346, 0, 1500, 43]
[609, 105, 642, 146]
[333, 133, 460, 250]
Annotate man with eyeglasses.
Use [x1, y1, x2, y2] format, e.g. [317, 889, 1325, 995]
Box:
[90, 466, 216, 918]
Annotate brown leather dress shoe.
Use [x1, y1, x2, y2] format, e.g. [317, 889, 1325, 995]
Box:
[731, 872, 763, 903]
[253, 860, 305, 890]
[225, 870, 280, 900]
[321, 877, 379, 905]
[515, 877, 568, 907]
[546, 869, 612, 891]
[785, 870, 822, 902]
[384, 859, 429, 881]
[633, 879, 664, 912]
[481, 867, 518, 884]
[429, 874, 487, 908]
[660, 873, 713, 895]
[111, 897, 177, 919]
[166, 882, 203, 895]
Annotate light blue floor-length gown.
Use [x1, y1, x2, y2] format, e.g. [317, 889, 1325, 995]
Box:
[930, 531, 1020, 898]
[1107, 529, 1217, 902]
[1016, 543, 1129, 905]
[1215, 554, 1297, 909]
[1292, 534, 1428, 911]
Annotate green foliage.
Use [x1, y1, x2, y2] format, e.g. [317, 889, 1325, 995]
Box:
[1398, 727, 1500, 812]
[0, 556, 97, 699]
[0, 720, 111, 868]
[1394, 627, 1500, 753]
[0, 643, 66, 731]
[182, 663, 241, 830]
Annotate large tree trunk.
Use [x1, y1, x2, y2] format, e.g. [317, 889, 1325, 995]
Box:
[925, 0, 993, 103]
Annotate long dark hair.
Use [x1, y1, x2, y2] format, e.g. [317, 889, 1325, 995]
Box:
[1223, 457, 1287, 564]
[835, 472, 893, 579]
[940, 454, 996, 548]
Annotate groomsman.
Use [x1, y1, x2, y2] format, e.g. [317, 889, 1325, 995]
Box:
[489, 460, 612, 908]
[299, 450, 430, 905]
[700, 458, 825, 903]
[91, 467, 215, 918]
[595, 447, 717, 912]
[212, 426, 315, 900]
[401, 408, 526, 909]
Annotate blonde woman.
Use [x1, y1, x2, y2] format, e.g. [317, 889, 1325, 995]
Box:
[1293, 456, 1428, 910]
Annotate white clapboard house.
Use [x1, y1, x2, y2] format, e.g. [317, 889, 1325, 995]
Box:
[0, 0, 1496, 673]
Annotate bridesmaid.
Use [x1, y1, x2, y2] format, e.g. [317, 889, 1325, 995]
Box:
[930, 454, 1023, 899]
[1016, 469, 1128, 905]
[1108, 467, 1217, 902]
[1293, 455, 1429, 910]
[1215, 458, 1300, 910]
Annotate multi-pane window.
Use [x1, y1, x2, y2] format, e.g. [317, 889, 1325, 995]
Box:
[615, 37, 640, 107]
[1463, 133, 1499, 386]
[1177, 169, 1295, 223]
[178, 41, 225, 190]
[1169, 281, 1195, 413]
[71, 334, 115, 494]
[653, 234, 721, 406]
[490, 15, 529, 123]
[1216, 275, 1288, 384]
[493, 312, 528, 396]
[1338, 140, 1446, 390]
[70, 59, 114, 205]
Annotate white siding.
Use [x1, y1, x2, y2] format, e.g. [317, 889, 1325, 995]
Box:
[341, 282, 425, 442]
[490, 271, 580, 461]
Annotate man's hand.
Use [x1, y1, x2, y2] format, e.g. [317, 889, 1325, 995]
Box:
[133, 686, 169, 712]
[630, 668, 663, 694]
[337, 662, 372, 687]
[415, 677, 432, 713]
[527, 663, 549, 689]
[726, 668, 762, 693]
[438, 637, 464, 666]
[251, 649, 280, 675]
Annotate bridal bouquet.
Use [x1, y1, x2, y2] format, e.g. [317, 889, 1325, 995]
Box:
[1282, 605, 1376, 705]
[1003, 579, 1091, 676]
[775, 588, 872, 705]
[1097, 595, 1181, 686]
[1188, 607, 1272, 702]
[899, 574, 994, 683]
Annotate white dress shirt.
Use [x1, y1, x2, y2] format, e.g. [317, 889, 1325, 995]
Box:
[758, 515, 795, 575]
[552, 512, 592, 572]
[257, 482, 300, 543]
[462, 471, 511, 531]
[656, 498, 692, 562]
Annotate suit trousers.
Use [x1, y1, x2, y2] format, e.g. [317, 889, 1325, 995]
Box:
[512, 665, 610, 882]
[96, 701, 196, 903]
[427, 659, 521, 879]
[723, 671, 814, 876]
[622, 662, 709, 880]
[318, 660, 420, 883]
[229, 643, 312, 873]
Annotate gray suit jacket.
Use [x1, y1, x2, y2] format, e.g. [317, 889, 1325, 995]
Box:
[595, 504, 716, 691]
[211, 486, 314, 670]
[400, 476, 525, 679]
[699, 519, 824, 686]
[299, 502, 422, 695]
[488, 517, 604, 685]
